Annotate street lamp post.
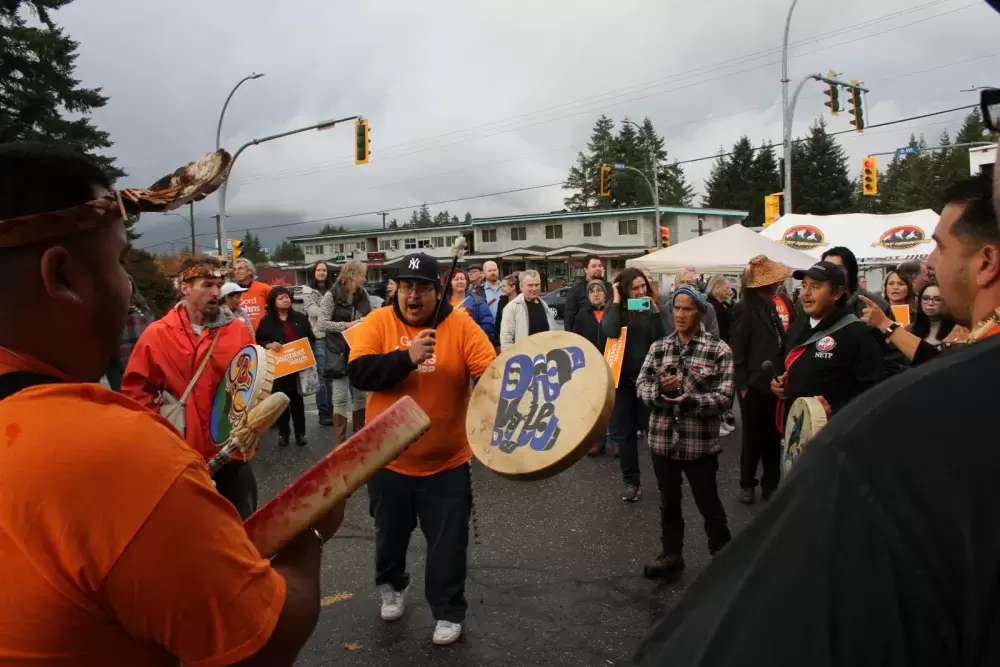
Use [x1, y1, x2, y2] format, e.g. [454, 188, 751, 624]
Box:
[216, 115, 363, 257]
[215, 72, 264, 256]
[160, 210, 196, 254]
[621, 119, 661, 248]
[781, 0, 801, 213]
[611, 163, 658, 244]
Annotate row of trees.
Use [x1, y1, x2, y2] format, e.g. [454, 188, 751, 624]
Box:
[564, 112, 997, 226]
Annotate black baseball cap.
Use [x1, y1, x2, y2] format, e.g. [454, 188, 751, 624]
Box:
[397, 253, 440, 284]
[792, 261, 847, 289]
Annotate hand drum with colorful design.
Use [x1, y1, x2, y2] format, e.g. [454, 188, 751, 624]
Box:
[210, 344, 275, 446]
[466, 330, 615, 481]
[781, 396, 828, 479]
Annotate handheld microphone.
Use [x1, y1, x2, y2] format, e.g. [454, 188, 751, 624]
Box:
[762, 360, 780, 380]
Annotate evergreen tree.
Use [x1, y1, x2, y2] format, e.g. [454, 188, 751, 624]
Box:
[639, 117, 694, 206]
[270, 241, 304, 263]
[563, 115, 616, 210]
[451, 215, 459, 225]
[1, 1, 124, 181]
[418, 204, 432, 226]
[127, 247, 175, 317]
[789, 118, 853, 215]
[611, 119, 645, 207]
[388, 218, 399, 229]
[319, 223, 348, 234]
[407, 210, 419, 227]
[464, 211, 473, 224]
[239, 231, 267, 264]
[432, 210, 450, 226]
[702, 148, 734, 209]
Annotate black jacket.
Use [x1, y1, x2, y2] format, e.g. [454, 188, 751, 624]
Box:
[731, 292, 787, 395]
[491, 294, 509, 346]
[564, 278, 612, 334]
[782, 305, 884, 416]
[601, 302, 665, 386]
[347, 300, 456, 392]
[572, 305, 608, 353]
[256, 308, 314, 348]
[708, 296, 732, 343]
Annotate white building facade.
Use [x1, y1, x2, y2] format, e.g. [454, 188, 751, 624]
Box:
[288, 206, 747, 289]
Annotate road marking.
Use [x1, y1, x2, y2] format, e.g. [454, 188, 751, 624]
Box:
[320, 591, 354, 607]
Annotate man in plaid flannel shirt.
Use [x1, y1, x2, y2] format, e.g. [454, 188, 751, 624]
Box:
[637, 285, 734, 580]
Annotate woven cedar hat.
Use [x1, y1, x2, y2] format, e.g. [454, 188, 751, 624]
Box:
[745, 255, 791, 288]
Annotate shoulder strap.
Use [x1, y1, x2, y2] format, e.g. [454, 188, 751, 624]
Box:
[0, 372, 62, 401]
[179, 333, 220, 404]
[796, 313, 859, 350]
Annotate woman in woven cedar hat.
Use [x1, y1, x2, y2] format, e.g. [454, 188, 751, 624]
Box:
[729, 255, 792, 505]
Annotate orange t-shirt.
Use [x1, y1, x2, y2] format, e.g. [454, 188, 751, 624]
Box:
[238, 281, 271, 330]
[0, 349, 286, 666]
[348, 306, 496, 476]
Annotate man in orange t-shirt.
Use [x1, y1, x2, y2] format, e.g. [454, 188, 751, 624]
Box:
[0, 142, 344, 666]
[348, 252, 495, 646]
[233, 258, 271, 330]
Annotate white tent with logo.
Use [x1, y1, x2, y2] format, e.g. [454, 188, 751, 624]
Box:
[625, 223, 817, 275]
[759, 210, 939, 267]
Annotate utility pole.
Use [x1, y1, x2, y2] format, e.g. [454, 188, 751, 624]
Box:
[611, 162, 659, 243]
[189, 202, 196, 254]
[781, 0, 800, 213]
[215, 72, 265, 257]
[379, 211, 388, 229]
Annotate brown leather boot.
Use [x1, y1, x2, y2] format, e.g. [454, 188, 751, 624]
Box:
[352, 409, 366, 435]
[333, 414, 348, 447]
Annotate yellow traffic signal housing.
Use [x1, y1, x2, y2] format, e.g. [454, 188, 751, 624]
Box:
[355, 118, 370, 165]
[660, 225, 670, 247]
[763, 193, 782, 226]
[599, 164, 612, 197]
[231, 239, 243, 259]
[848, 80, 865, 133]
[862, 156, 878, 196]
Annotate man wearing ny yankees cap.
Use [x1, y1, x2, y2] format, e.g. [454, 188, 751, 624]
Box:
[346, 252, 495, 646]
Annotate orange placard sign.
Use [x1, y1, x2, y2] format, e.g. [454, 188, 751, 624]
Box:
[272, 338, 317, 379]
[603, 328, 627, 388]
[890, 305, 911, 326]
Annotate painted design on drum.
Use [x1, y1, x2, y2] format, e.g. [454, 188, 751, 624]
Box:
[782, 409, 807, 474]
[490, 346, 586, 454]
[210, 346, 258, 444]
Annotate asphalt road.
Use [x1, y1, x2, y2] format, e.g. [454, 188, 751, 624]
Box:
[251, 404, 768, 667]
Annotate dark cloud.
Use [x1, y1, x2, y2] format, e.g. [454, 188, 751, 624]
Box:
[53, 0, 1000, 252]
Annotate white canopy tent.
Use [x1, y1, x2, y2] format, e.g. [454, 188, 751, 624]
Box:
[759, 210, 939, 267]
[625, 223, 817, 275]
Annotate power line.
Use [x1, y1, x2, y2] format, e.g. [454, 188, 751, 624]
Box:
[233, 1, 978, 186]
[139, 104, 979, 251]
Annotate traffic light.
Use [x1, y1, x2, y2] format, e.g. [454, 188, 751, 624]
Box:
[823, 84, 840, 116]
[848, 80, 865, 133]
[231, 239, 243, 259]
[764, 193, 782, 227]
[599, 164, 612, 197]
[354, 118, 370, 165]
[660, 225, 670, 247]
[862, 156, 878, 196]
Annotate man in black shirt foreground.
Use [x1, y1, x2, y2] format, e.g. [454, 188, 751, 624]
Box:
[633, 172, 1000, 665]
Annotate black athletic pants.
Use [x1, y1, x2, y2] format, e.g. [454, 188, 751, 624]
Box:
[367, 462, 472, 623]
[652, 452, 730, 557]
[275, 377, 306, 439]
[738, 387, 782, 493]
[213, 461, 258, 519]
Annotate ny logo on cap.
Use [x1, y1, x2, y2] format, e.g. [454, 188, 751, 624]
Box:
[409, 258, 420, 270]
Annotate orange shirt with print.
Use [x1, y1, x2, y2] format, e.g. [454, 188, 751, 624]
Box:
[0, 349, 285, 666]
[348, 306, 496, 476]
[239, 280, 272, 330]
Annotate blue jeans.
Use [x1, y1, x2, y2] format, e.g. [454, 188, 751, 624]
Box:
[312, 339, 332, 419]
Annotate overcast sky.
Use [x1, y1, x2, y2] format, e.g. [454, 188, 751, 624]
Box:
[54, 0, 999, 252]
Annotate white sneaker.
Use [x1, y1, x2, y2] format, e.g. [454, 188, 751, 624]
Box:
[719, 423, 735, 437]
[432, 620, 463, 645]
[378, 584, 407, 622]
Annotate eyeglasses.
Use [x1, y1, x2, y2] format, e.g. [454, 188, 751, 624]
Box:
[921, 295, 943, 303]
[398, 282, 436, 295]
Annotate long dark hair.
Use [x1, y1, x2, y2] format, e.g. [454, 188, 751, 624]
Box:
[308, 261, 333, 292]
[616, 267, 652, 324]
[265, 285, 293, 318]
[910, 281, 956, 342]
[882, 270, 913, 305]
